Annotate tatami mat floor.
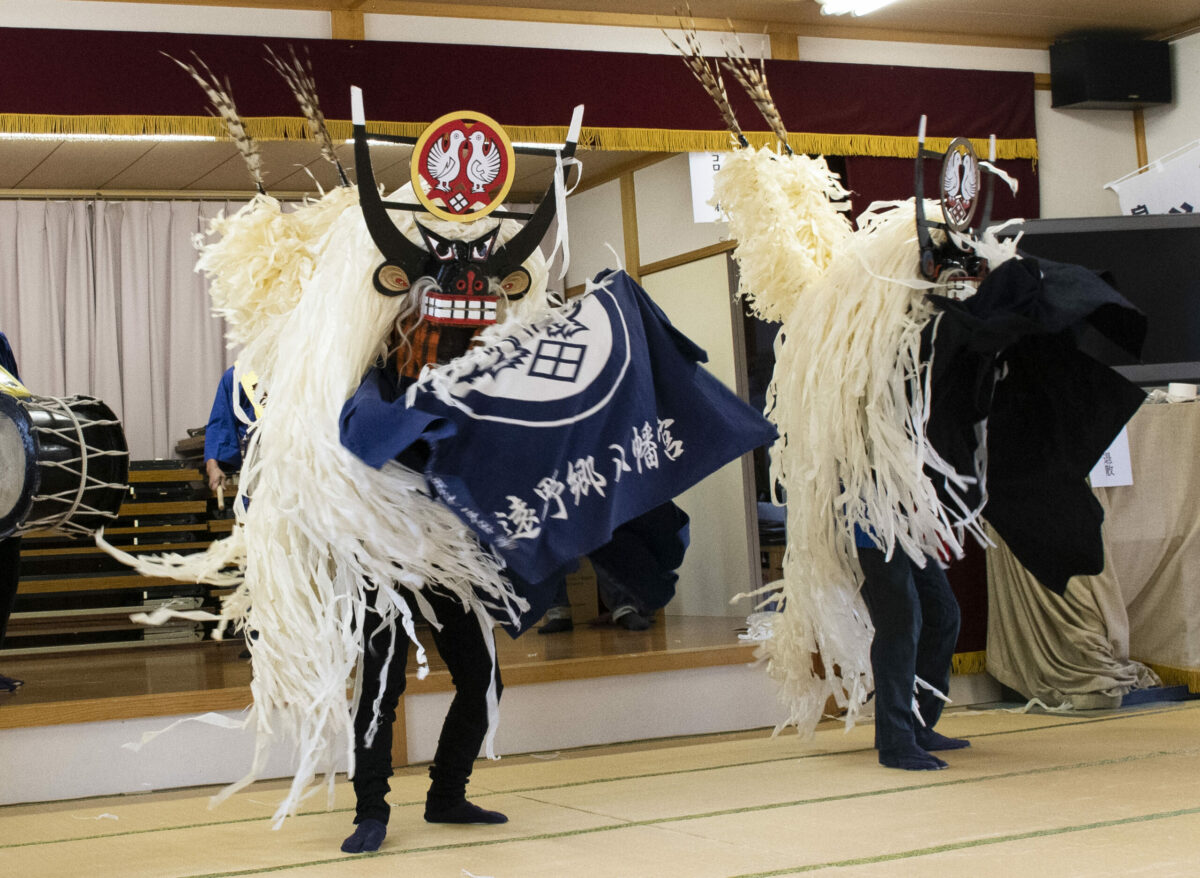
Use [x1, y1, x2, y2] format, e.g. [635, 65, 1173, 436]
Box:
[3, 700, 1198, 877]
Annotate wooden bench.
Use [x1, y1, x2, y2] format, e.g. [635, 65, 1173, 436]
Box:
[5, 460, 231, 655]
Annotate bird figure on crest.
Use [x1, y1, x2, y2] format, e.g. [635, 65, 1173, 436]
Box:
[426, 129, 466, 192]
[466, 129, 502, 193]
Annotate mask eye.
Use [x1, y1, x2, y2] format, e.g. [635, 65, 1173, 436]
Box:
[468, 229, 499, 262]
[418, 225, 458, 262]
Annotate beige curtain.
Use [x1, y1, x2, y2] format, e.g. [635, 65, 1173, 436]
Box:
[0, 199, 240, 458]
[986, 516, 1160, 708]
[1101, 401, 1200, 688]
[985, 400, 1200, 705]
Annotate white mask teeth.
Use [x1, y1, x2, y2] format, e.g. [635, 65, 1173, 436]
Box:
[422, 291, 500, 326]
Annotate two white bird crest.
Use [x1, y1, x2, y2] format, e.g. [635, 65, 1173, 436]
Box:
[940, 139, 980, 230]
[412, 110, 514, 222]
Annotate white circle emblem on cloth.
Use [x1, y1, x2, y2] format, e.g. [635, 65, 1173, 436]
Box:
[428, 289, 632, 427]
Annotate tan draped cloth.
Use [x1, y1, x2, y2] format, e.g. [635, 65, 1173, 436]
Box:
[985, 399, 1200, 707]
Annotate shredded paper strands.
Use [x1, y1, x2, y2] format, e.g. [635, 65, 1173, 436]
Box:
[719, 152, 1013, 734]
[713, 146, 852, 323]
[100, 178, 563, 826]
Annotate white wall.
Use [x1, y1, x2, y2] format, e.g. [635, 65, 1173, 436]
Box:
[0, 1, 769, 57]
[1144, 32, 1200, 165]
[564, 179, 625, 289]
[794, 35, 1048, 74]
[366, 14, 769, 58]
[0, 0, 328, 37]
[635, 153, 728, 266]
[1036, 92, 1134, 218]
[641, 255, 757, 618]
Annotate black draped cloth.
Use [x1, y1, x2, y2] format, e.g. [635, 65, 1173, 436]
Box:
[924, 257, 1147, 594]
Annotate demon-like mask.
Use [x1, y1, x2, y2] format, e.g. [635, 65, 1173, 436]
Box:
[351, 89, 579, 328]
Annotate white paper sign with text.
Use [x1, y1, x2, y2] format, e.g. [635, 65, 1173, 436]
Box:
[1089, 426, 1133, 487]
[688, 151, 728, 223]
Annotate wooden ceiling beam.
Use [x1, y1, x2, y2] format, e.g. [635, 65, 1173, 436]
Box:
[330, 9, 365, 39]
[54, 0, 1200, 50]
[54, 0, 1055, 49]
[1153, 15, 1200, 40]
[769, 31, 800, 62]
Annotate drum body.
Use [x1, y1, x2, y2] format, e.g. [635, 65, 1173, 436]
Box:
[0, 393, 129, 539]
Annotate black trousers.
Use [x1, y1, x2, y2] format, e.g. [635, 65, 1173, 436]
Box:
[353, 587, 502, 825]
[0, 537, 20, 648]
[856, 546, 960, 753]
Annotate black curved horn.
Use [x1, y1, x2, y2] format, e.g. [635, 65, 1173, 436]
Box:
[483, 105, 583, 278]
[482, 180, 560, 279]
[352, 87, 429, 288]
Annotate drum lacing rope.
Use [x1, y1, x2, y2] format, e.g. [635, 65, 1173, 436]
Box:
[25, 395, 128, 536]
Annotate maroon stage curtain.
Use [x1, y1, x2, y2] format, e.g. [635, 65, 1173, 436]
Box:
[845, 156, 1040, 222]
[0, 27, 1037, 162]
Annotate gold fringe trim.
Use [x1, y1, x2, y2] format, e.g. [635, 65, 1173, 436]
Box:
[1139, 660, 1200, 694]
[582, 128, 1038, 161]
[951, 650, 988, 676]
[0, 113, 1039, 160]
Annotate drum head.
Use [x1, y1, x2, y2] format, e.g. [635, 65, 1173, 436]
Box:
[0, 393, 37, 538]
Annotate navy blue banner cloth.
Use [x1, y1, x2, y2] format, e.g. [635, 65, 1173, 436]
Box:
[341, 269, 776, 583]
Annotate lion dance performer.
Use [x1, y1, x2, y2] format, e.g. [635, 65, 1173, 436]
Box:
[672, 30, 1146, 770]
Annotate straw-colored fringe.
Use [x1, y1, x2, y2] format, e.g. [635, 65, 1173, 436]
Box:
[1140, 661, 1200, 693]
[0, 113, 1039, 160]
[951, 650, 988, 676]
[197, 187, 359, 380]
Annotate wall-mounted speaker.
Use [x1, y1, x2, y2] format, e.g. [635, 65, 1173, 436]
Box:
[1050, 37, 1172, 110]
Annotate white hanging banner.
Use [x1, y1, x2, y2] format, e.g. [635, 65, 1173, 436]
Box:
[1105, 140, 1200, 216]
[688, 151, 728, 223]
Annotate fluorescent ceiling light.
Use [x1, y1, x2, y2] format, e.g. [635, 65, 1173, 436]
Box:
[344, 138, 406, 146]
[0, 132, 218, 142]
[815, 0, 901, 16]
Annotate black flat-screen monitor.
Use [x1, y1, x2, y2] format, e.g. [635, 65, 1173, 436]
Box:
[1003, 213, 1200, 385]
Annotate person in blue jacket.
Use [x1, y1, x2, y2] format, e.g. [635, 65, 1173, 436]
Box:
[203, 366, 257, 496]
[1, 330, 25, 693]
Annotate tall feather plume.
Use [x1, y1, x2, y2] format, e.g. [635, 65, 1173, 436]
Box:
[164, 52, 266, 193]
[720, 31, 792, 154]
[264, 44, 349, 187]
[664, 6, 748, 147]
